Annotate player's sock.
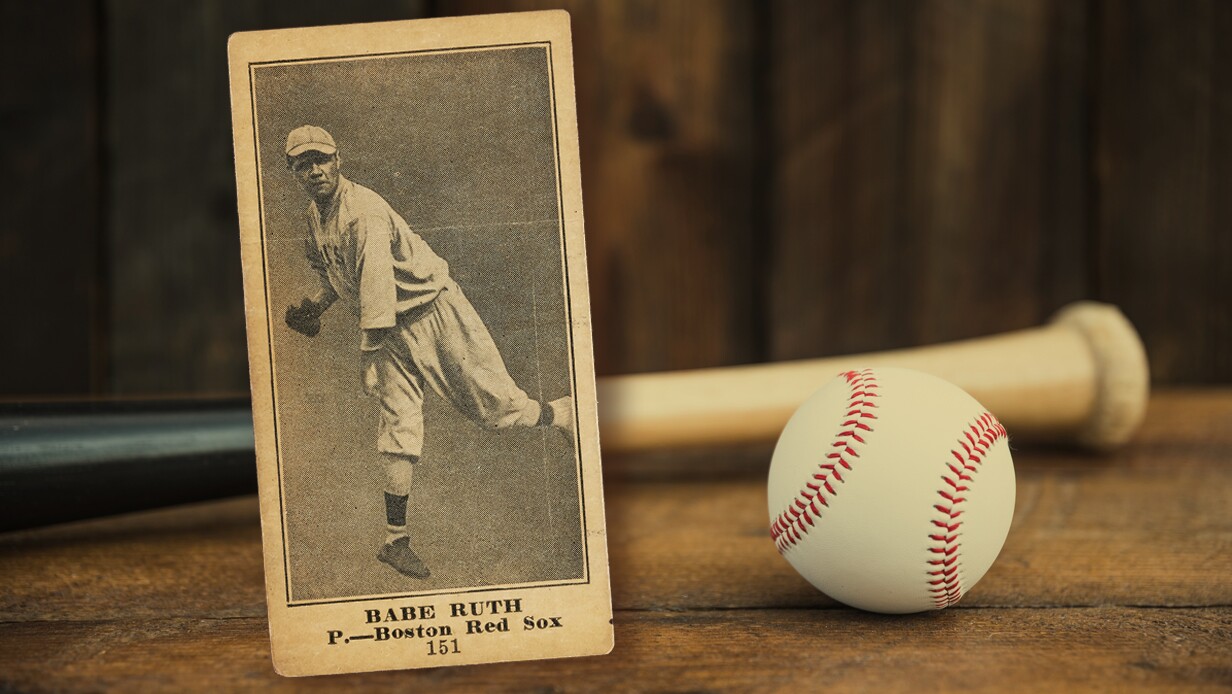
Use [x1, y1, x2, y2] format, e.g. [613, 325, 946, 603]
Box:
[384, 492, 408, 546]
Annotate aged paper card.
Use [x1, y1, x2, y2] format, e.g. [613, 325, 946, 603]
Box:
[228, 11, 611, 676]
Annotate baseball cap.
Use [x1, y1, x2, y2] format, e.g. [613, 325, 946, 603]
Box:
[285, 125, 337, 157]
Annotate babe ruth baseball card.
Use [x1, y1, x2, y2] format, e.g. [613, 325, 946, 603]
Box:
[227, 12, 612, 676]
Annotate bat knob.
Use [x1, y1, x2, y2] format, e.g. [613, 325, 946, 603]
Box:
[1051, 302, 1150, 450]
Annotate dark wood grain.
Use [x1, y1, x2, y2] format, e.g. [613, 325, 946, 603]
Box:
[442, 0, 764, 375]
[103, 0, 429, 395]
[768, 0, 1092, 361]
[1, 608, 1229, 692]
[0, 3, 100, 396]
[0, 392, 1228, 691]
[0, 497, 265, 623]
[1095, 0, 1232, 384]
[2, 392, 1228, 623]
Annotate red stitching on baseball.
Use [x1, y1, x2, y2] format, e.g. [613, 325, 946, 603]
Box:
[927, 413, 1007, 609]
[770, 369, 878, 554]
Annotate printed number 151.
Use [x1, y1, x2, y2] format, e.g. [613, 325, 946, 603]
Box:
[428, 638, 460, 656]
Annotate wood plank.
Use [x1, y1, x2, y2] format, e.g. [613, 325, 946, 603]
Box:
[103, 0, 428, 394]
[0, 392, 1227, 687]
[1, 608, 1229, 692]
[2, 391, 1228, 622]
[0, 2, 100, 396]
[0, 497, 265, 622]
[1095, 0, 1232, 383]
[607, 389, 1232, 609]
[769, 0, 1092, 361]
[442, 0, 763, 374]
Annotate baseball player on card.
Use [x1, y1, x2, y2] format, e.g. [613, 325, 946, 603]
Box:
[282, 125, 574, 579]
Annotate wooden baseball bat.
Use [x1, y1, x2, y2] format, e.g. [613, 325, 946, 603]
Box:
[597, 301, 1149, 452]
[0, 401, 256, 532]
[0, 302, 1145, 531]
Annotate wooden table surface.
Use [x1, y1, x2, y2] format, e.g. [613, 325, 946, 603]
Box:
[2, 390, 1230, 692]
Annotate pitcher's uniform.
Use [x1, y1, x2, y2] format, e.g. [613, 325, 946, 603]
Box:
[305, 175, 542, 458]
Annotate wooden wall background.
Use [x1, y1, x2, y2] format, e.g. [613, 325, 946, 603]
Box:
[3, 0, 1228, 398]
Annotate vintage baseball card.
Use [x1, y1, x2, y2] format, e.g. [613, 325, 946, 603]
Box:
[227, 11, 611, 676]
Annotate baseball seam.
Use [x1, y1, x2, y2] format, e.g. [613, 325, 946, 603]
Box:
[770, 369, 879, 554]
[926, 412, 1007, 609]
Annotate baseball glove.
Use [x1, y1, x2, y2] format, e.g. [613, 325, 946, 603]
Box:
[285, 299, 323, 337]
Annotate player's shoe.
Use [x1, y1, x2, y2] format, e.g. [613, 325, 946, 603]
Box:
[548, 396, 574, 440]
[378, 537, 431, 578]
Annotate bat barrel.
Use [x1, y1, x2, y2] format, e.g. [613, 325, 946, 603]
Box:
[596, 302, 1149, 453]
[1050, 302, 1150, 449]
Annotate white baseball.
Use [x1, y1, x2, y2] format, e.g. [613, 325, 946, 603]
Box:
[767, 367, 1015, 613]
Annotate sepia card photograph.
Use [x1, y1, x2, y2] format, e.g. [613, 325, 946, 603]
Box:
[228, 11, 611, 676]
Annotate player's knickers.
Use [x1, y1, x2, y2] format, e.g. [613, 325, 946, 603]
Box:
[364, 281, 540, 457]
